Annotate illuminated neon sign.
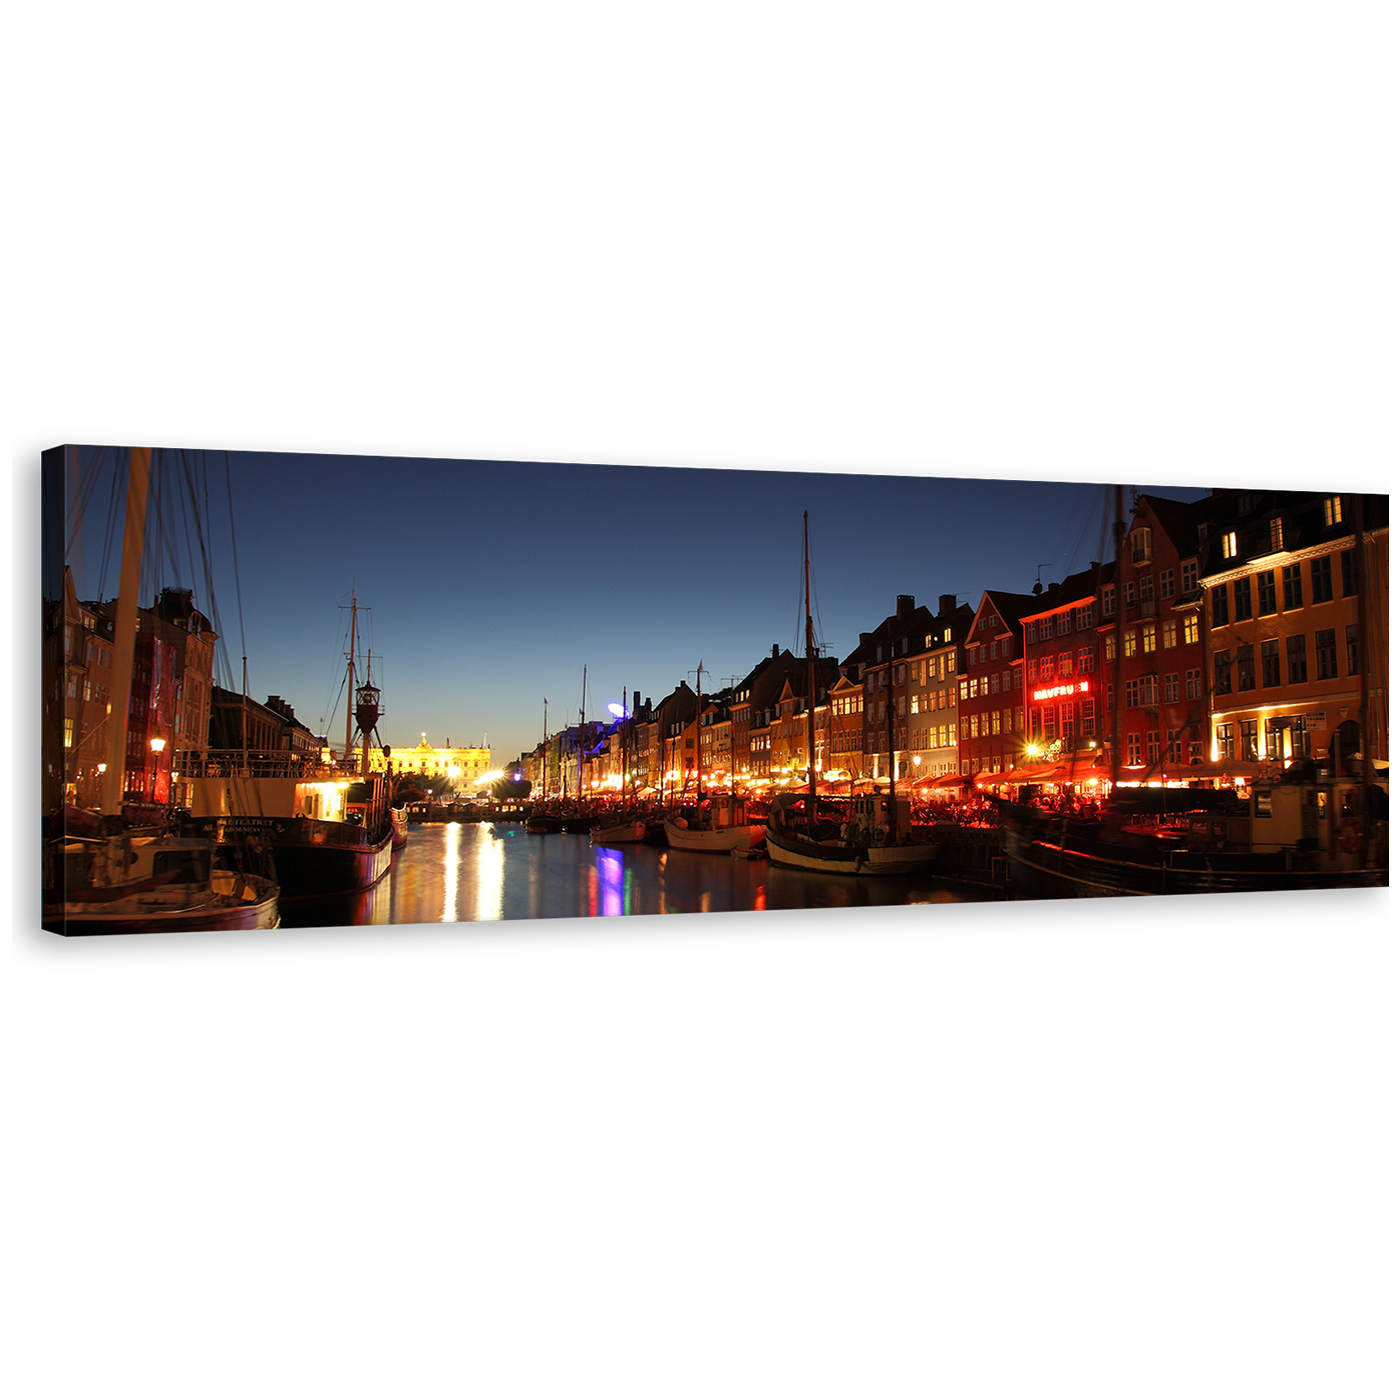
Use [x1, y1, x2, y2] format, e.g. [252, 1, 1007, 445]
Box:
[1032, 680, 1090, 702]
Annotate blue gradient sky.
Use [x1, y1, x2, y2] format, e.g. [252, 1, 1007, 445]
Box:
[64, 446, 1210, 765]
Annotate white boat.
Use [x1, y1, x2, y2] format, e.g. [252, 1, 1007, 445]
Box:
[44, 834, 279, 935]
[591, 819, 647, 844]
[663, 806, 765, 852]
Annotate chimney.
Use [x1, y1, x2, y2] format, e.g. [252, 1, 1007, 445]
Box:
[897, 594, 914, 618]
[772, 643, 779, 659]
[939, 593, 956, 615]
[633, 690, 640, 714]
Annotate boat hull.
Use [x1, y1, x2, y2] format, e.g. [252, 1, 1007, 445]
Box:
[271, 830, 394, 899]
[664, 819, 765, 852]
[45, 872, 280, 936]
[591, 821, 647, 844]
[764, 830, 938, 875]
[999, 810, 1386, 899]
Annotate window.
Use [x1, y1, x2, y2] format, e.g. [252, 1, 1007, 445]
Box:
[979, 677, 989, 697]
[1261, 638, 1281, 687]
[1162, 619, 1177, 649]
[1015, 706, 1024, 732]
[1233, 577, 1252, 621]
[1211, 585, 1229, 628]
[1104, 634, 1116, 663]
[1282, 564, 1303, 610]
[1216, 723, 1235, 760]
[1240, 719, 1259, 761]
[1286, 634, 1307, 684]
[1269, 516, 1284, 551]
[1186, 667, 1203, 700]
[1142, 624, 1157, 653]
[960, 717, 969, 740]
[1141, 576, 1155, 602]
[1146, 733, 1161, 765]
[1013, 670, 1022, 690]
[1311, 556, 1333, 603]
[1060, 701, 1075, 737]
[959, 680, 968, 700]
[1181, 559, 1199, 592]
[1167, 729, 1182, 763]
[1323, 495, 1342, 527]
[1130, 527, 1152, 564]
[1076, 604, 1093, 630]
[1165, 672, 1180, 702]
[1160, 569, 1175, 599]
[64, 718, 75, 747]
[1002, 671, 1011, 692]
[1346, 623, 1358, 675]
[1077, 646, 1094, 673]
[1315, 628, 1337, 680]
[1223, 532, 1238, 559]
[1039, 657, 1053, 681]
[1257, 569, 1277, 615]
[990, 710, 1001, 735]
[1236, 644, 1255, 691]
[1057, 612, 1071, 635]
[1125, 580, 1136, 608]
[1102, 585, 1116, 616]
[1126, 734, 1142, 766]
[1183, 614, 1199, 646]
[989, 672, 1000, 694]
[1340, 550, 1355, 597]
[1059, 652, 1073, 677]
[1124, 630, 1138, 658]
[1081, 699, 1095, 736]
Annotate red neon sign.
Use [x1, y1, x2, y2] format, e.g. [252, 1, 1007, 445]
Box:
[1032, 680, 1090, 702]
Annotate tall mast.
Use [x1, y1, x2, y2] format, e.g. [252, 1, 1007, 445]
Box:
[344, 591, 357, 767]
[1351, 494, 1371, 854]
[101, 447, 152, 815]
[542, 698, 548, 800]
[886, 638, 896, 837]
[578, 664, 586, 802]
[1110, 486, 1126, 789]
[804, 512, 818, 826]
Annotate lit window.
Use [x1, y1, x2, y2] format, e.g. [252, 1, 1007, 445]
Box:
[1269, 517, 1284, 551]
[1223, 532, 1238, 559]
[1323, 495, 1342, 527]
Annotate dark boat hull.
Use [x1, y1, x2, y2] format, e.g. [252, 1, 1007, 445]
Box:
[999, 809, 1384, 899]
[188, 815, 395, 900]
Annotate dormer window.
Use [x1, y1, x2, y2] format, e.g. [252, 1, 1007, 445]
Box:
[1323, 495, 1343, 527]
[1269, 517, 1284, 551]
[1223, 532, 1239, 560]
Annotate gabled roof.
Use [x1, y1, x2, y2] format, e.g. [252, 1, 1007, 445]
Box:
[967, 590, 1040, 644]
[841, 600, 939, 669]
[1134, 493, 1210, 559]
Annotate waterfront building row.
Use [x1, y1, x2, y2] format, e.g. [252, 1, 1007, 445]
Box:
[512, 487, 1387, 799]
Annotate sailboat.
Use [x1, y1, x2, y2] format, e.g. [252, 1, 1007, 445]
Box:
[663, 661, 766, 852]
[43, 446, 280, 934]
[183, 593, 401, 898]
[763, 514, 940, 876]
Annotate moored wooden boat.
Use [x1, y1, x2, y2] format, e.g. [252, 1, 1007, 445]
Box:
[44, 834, 279, 935]
[664, 816, 765, 851]
[591, 819, 647, 844]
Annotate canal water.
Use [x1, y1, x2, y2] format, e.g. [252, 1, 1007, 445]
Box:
[278, 822, 997, 929]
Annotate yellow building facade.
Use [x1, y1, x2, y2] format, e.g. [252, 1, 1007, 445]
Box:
[369, 737, 494, 790]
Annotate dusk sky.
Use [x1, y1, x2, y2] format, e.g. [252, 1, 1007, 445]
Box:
[64, 445, 1211, 766]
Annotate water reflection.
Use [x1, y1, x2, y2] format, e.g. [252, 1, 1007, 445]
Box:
[280, 823, 992, 930]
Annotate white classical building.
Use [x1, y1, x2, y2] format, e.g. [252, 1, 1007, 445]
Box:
[369, 735, 493, 791]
